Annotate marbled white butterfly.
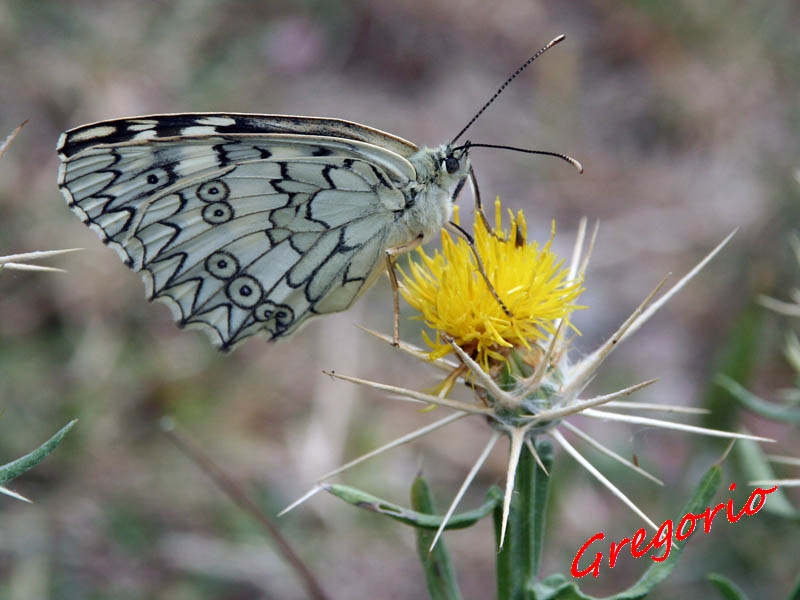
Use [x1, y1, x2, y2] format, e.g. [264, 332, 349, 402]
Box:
[57, 36, 577, 351]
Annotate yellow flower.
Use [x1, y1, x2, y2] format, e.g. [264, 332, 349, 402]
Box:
[288, 214, 755, 552]
[400, 198, 585, 369]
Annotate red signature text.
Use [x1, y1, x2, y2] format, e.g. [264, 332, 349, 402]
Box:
[571, 483, 778, 578]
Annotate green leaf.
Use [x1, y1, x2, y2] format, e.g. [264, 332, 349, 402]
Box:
[530, 574, 592, 600]
[322, 482, 501, 530]
[717, 375, 800, 424]
[707, 573, 751, 600]
[702, 307, 763, 431]
[605, 464, 723, 600]
[494, 439, 554, 600]
[0, 420, 77, 487]
[734, 437, 798, 520]
[410, 474, 463, 600]
[530, 466, 725, 600]
[788, 571, 800, 600]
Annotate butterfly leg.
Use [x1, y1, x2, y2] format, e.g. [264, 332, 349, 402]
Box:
[467, 167, 507, 242]
[445, 221, 513, 319]
[385, 235, 424, 346]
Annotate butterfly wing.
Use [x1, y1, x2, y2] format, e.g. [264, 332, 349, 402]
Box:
[57, 113, 419, 161]
[58, 114, 420, 350]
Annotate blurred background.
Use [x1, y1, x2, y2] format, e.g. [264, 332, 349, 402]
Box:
[1, 1, 798, 598]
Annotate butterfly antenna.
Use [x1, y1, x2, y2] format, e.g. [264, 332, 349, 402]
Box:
[461, 143, 583, 173]
[450, 34, 566, 145]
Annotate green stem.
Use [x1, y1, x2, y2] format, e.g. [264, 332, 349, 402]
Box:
[530, 440, 554, 577]
[495, 438, 554, 600]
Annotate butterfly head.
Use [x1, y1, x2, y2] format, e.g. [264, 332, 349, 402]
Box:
[428, 143, 472, 202]
[444, 143, 475, 206]
[409, 143, 471, 197]
[443, 144, 468, 175]
[429, 143, 470, 173]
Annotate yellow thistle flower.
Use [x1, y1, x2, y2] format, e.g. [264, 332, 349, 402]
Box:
[400, 198, 585, 368]
[284, 213, 763, 553]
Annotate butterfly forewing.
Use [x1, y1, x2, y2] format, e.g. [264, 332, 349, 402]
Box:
[58, 114, 432, 350]
[57, 114, 419, 159]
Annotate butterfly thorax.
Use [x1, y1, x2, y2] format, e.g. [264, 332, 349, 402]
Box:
[389, 145, 471, 247]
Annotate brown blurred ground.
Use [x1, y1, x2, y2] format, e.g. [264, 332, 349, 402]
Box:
[1, 1, 798, 599]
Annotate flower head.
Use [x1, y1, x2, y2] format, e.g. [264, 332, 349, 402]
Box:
[285, 204, 767, 553]
[400, 199, 584, 368]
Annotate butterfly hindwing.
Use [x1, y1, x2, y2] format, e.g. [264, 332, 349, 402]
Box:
[58, 115, 421, 349]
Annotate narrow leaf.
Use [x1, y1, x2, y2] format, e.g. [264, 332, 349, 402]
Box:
[788, 571, 800, 600]
[734, 438, 799, 520]
[411, 474, 463, 600]
[607, 464, 722, 600]
[717, 375, 800, 425]
[707, 573, 751, 600]
[702, 308, 762, 431]
[0, 420, 77, 485]
[322, 483, 500, 530]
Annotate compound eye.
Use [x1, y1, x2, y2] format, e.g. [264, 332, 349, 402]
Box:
[444, 156, 459, 174]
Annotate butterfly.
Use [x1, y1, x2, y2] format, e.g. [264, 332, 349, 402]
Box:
[56, 36, 578, 351]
